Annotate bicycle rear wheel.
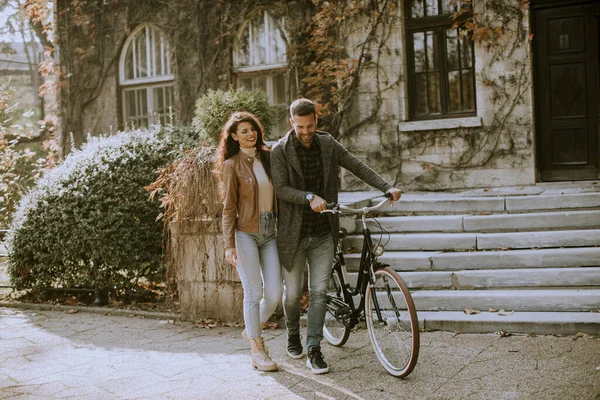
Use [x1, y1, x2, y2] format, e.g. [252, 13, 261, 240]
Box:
[365, 266, 419, 377]
[323, 268, 351, 346]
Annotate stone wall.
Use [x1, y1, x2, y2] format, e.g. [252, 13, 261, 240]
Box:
[338, 1, 535, 191]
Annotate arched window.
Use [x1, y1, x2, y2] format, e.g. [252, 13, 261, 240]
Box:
[234, 11, 292, 138]
[119, 24, 175, 128]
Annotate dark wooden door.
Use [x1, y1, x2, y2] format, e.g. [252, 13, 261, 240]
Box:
[534, 1, 599, 181]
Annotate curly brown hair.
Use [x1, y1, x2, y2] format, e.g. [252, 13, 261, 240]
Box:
[215, 111, 268, 172]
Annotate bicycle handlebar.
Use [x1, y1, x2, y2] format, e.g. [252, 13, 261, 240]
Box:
[321, 195, 393, 215]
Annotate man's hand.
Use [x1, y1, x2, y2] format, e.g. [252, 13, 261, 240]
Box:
[225, 248, 237, 267]
[310, 195, 327, 213]
[387, 188, 402, 204]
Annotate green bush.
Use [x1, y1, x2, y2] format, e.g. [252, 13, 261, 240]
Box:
[6, 125, 195, 295]
[192, 88, 278, 143]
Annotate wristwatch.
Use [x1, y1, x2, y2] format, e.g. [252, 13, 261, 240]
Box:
[306, 193, 315, 203]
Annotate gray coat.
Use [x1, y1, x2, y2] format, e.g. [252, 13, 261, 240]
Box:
[271, 130, 393, 271]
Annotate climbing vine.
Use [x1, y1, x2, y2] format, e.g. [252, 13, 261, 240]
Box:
[40, 0, 533, 189]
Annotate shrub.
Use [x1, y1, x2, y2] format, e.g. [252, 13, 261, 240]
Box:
[6, 125, 194, 296]
[192, 88, 278, 144]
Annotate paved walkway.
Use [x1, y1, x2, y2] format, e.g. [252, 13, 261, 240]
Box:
[1, 307, 598, 400]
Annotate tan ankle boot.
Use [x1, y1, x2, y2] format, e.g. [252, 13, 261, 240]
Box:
[242, 323, 268, 341]
[249, 337, 278, 372]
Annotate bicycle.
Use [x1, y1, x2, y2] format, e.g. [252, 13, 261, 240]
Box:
[321, 196, 420, 378]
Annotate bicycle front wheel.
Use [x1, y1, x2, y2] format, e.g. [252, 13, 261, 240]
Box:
[323, 268, 351, 346]
[365, 267, 420, 378]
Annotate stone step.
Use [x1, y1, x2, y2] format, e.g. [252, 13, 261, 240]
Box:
[477, 229, 600, 250]
[410, 289, 600, 312]
[344, 247, 600, 272]
[343, 229, 600, 252]
[404, 267, 600, 289]
[356, 209, 600, 234]
[505, 193, 600, 213]
[346, 267, 600, 290]
[373, 196, 505, 215]
[417, 311, 600, 335]
[369, 192, 600, 215]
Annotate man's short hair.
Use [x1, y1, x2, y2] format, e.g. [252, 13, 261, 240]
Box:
[290, 98, 316, 118]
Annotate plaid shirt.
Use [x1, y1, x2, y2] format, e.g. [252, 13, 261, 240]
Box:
[293, 134, 330, 238]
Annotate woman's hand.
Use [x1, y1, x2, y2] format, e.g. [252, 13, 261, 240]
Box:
[225, 248, 237, 267]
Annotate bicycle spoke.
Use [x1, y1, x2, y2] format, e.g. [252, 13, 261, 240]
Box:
[365, 267, 419, 377]
[323, 268, 351, 347]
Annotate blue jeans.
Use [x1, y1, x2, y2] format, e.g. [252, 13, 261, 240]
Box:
[235, 213, 282, 339]
[283, 232, 335, 349]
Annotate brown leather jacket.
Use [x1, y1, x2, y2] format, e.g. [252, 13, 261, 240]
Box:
[221, 149, 273, 249]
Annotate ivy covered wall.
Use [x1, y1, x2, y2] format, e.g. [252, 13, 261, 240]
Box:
[55, 0, 535, 190]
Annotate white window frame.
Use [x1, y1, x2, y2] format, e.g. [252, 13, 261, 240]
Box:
[234, 11, 287, 73]
[234, 11, 290, 137]
[119, 24, 175, 127]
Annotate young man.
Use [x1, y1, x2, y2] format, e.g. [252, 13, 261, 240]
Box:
[271, 98, 402, 374]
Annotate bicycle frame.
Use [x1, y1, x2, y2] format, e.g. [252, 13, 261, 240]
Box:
[327, 199, 390, 327]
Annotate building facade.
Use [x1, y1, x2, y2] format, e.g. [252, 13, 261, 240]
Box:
[54, 0, 600, 190]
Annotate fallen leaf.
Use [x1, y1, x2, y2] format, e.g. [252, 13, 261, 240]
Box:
[66, 296, 78, 306]
[464, 307, 480, 315]
[262, 321, 278, 330]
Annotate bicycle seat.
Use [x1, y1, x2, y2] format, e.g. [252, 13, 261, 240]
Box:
[338, 227, 347, 239]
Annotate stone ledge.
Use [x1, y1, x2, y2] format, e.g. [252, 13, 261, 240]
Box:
[0, 301, 180, 320]
[398, 116, 483, 132]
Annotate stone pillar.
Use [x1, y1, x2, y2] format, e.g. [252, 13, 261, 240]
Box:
[170, 219, 243, 322]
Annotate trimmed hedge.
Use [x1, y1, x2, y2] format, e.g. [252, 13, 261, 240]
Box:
[192, 88, 278, 143]
[6, 126, 195, 294]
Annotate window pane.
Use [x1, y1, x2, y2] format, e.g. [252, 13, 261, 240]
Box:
[413, 32, 425, 72]
[446, 29, 459, 70]
[136, 30, 148, 78]
[236, 26, 251, 67]
[411, 0, 425, 18]
[441, 0, 457, 14]
[273, 73, 286, 104]
[238, 77, 252, 90]
[125, 90, 137, 118]
[428, 73, 441, 113]
[251, 14, 267, 65]
[254, 75, 267, 93]
[153, 29, 162, 76]
[415, 74, 428, 114]
[462, 70, 475, 110]
[270, 16, 287, 64]
[153, 85, 174, 124]
[124, 88, 149, 128]
[461, 35, 473, 68]
[125, 47, 134, 80]
[426, 31, 438, 71]
[448, 70, 461, 112]
[137, 89, 148, 122]
[425, 0, 438, 16]
[153, 86, 164, 112]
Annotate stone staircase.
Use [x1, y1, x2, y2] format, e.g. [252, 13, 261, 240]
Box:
[338, 184, 600, 335]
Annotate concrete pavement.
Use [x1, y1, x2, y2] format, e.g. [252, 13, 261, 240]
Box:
[1, 306, 598, 400]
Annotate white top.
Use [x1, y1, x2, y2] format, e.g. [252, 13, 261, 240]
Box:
[240, 147, 274, 213]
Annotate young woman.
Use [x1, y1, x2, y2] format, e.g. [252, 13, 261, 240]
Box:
[216, 111, 281, 372]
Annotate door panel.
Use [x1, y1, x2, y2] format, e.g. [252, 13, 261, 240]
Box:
[535, 2, 599, 181]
